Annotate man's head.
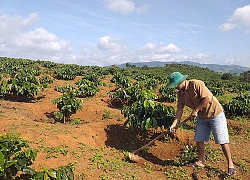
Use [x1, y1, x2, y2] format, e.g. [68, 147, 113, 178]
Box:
[166, 72, 188, 88]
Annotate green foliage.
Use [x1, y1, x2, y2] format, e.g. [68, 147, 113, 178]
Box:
[208, 86, 224, 96]
[114, 89, 175, 130]
[39, 60, 59, 69]
[29, 163, 74, 180]
[0, 133, 37, 179]
[38, 75, 55, 87]
[221, 73, 233, 80]
[158, 86, 177, 102]
[165, 166, 190, 179]
[110, 70, 132, 88]
[108, 85, 157, 106]
[0, 57, 40, 77]
[0, 133, 75, 179]
[204, 145, 223, 163]
[81, 72, 101, 84]
[122, 99, 175, 130]
[0, 73, 46, 100]
[0, 58, 55, 101]
[102, 110, 113, 120]
[108, 85, 143, 105]
[240, 70, 250, 82]
[223, 92, 250, 118]
[54, 65, 77, 80]
[52, 91, 83, 123]
[75, 79, 100, 97]
[54, 73, 101, 98]
[54, 84, 75, 94]
[174, 145, 197, 166]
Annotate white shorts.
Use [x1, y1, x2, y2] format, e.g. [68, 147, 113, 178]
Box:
[194, 112, 229, 144]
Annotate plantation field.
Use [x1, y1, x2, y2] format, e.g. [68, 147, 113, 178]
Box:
[0, 58, 250, 179]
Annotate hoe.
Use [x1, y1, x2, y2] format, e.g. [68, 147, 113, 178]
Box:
[128, 116, 191, 162]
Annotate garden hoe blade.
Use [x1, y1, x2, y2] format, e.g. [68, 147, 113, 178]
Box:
[128, 152, 141, 162]
[128, 117, 191, 162]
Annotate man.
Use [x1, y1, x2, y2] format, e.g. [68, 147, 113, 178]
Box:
[167, 72, 236, 176]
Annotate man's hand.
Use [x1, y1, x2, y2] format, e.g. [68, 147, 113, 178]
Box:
[170, 124, 177, 133]
[191, 109, 198, 118]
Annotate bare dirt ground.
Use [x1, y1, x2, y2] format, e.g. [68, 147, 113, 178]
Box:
[0, 76, 249, 180]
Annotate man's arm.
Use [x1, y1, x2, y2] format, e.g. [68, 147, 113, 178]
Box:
[170, 108, 183, 132]
[191, 96, 211, 118]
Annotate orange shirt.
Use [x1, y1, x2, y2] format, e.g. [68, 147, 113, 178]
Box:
[177, 80, 223, 119]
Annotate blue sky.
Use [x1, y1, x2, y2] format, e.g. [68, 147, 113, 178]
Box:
[1, 0, 250, 67]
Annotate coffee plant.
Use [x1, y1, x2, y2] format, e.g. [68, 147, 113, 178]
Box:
[158, 86, 177, 102]
[223, 92, 250, 117]
[108, 86, 154, 105]
[142, 78, 158, 90]
[0, 133, 74, 180]
[30, 164, 74, 180]
[75, 79, 100, 97]
[0, 73, 48, 101]
[53, 65, 77, 80]
[0, 133, 37, 179]
[122, 99, 175, 130]
[208, 87, 224, 96]
[52, 91, 83, 123]
[54, 84, 75, 94]
[110, 72, 132, 88]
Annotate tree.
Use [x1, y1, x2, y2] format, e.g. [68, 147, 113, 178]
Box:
[240, 71, 250, 82]
[221, 73, 233, 80]
[142, 65, 149, 70]
[126, 63, 132, 68]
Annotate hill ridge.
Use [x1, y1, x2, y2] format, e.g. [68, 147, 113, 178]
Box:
[117, 61, 250, 74]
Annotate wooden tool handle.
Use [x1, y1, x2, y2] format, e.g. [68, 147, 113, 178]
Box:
[131, 117, 191, 154]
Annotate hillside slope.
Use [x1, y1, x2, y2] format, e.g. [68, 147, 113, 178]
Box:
[117, 61, 250, 74]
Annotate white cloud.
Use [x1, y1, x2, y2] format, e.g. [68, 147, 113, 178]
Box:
[136, 4, 151, 15]
[156, 43, 182, 54]
[98, 36, 125, 52]
[18, 28, 71, 52]
[224, 58, 242, 65]
[193, 53, 214, 60]
[219, 5, 250, 31]
[0, 13, 72, 61]
[133, 42, 187, 64]
[0, 12, 38, 35]
[0, 12, 39, 43]
[105, 0, 135, 14]
[138, 42, 182, 54]
[104, 0, 150, 15]
[152, 54, 171, 61]
[138, 43, 157, 52]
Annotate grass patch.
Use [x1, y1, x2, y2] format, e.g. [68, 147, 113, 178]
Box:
[165, 166, 190, 179]
[87, 150, 137, 179]
[204, 145, 223, 163]
[38, 144, 70, 158]
[102, 109, 113, 120]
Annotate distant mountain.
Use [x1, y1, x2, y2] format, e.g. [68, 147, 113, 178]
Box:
[117, 61, 250, 74]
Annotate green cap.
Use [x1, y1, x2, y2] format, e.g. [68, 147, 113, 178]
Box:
[166, 72, 188, 88]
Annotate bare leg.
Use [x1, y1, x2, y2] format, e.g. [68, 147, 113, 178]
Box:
[221, 143, 234, 168]
[196, 142, 205, 166]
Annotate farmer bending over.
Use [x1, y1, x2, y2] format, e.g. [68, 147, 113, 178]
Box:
[168, 72, 236, 176]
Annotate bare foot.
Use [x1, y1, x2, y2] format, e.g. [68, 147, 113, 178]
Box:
[186, 161, 205, 167]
